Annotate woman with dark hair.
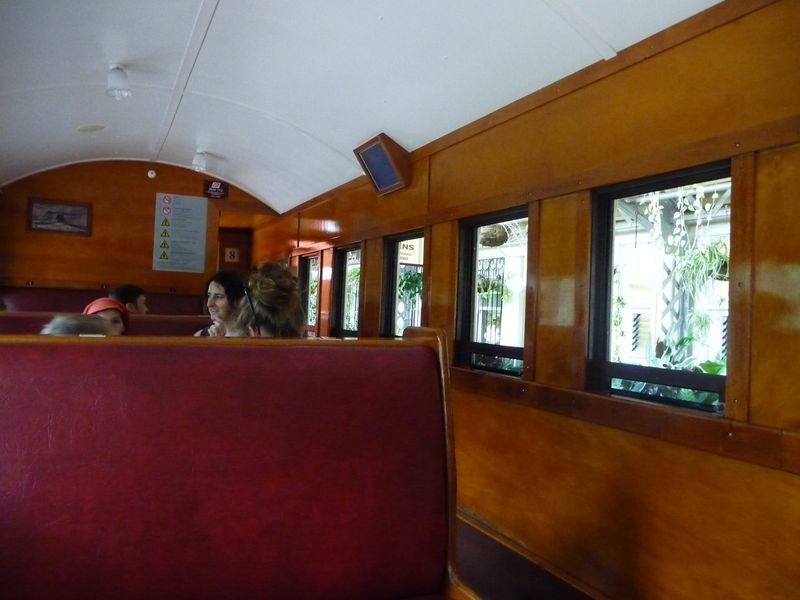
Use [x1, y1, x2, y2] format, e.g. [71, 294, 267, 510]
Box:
[238, 261, 305, 338]
[194, 270, 248, 337]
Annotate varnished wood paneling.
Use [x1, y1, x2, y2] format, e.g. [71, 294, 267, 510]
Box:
[750, 143, 800, 430]
[0, 161, 259, 293]
[453, 388, 800, 599]
[429, 0, 800, 213]
[328, 185, 375, 245]
[427, 221, 460, 347]
[359, 237, 383, 337]
[783, 431, 800, 475]
[521, 201, 540, 381]
[451, 368, 792, 472]
[420, 224, 433, 328]
[534, 192, 589, 389]
[726, 153, 755, 421]
[252, 213, 298, 263]
[219, 212, 255, 229]
[317, 248, 334, 337]
[297, 199, 339, 253]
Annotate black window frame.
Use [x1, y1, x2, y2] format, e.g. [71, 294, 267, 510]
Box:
[588, 159, 731, 413]
[298, 252, 321, 337]
[381, 229, 425, 337]
[330, 243, 362, 338]
[456, 205, 528, 376]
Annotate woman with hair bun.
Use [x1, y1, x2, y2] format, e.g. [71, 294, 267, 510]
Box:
[239, 261, 305, 337]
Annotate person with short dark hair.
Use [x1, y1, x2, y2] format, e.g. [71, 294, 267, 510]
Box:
[109, 284, 148, 315]
[195, 271, 248, 337]
[238, 261, 305, 338]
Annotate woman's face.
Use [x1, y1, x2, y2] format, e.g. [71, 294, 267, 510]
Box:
[207, 281, 233, 323]
[94, 308, 125, 335]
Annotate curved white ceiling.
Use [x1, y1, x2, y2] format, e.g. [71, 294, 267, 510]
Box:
[0, 0, 721, 214]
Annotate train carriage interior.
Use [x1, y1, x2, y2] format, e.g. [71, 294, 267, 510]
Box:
[1, 0, 799, 598]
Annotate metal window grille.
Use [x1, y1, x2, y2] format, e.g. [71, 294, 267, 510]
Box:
[474, 257, 505, 344]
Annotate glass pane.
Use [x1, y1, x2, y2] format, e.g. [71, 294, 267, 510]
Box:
[471, 217, 528, 347]
[306, 256, 319, 327]
[471, 353, 524, 376]
[394, 236, 424, 335]
[610, 177, 731, 378]
[343, 248, 361, 332]
[611, 377, 722, 413]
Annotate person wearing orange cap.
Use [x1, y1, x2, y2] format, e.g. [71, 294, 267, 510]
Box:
[83, 297, 129, 336]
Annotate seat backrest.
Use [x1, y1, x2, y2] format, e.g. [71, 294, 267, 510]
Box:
[0, 286, 203, 314]
[0, 335, 452, 599]
[0, 312, 211, 336]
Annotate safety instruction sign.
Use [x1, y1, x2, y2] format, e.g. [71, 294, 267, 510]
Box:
[152, 193, 207, 272]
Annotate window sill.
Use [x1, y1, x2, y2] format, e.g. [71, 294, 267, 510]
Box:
[450, 367, 800, 475]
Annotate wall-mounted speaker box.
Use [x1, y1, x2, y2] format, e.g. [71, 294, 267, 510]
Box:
[353, 133, 411, 195]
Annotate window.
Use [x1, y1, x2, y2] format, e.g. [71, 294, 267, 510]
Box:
[456, 207, 528, 375]
[332, 244, 361, 337]
[589, 161, 731, 413]
[299, 253, 321, 336]
[382, 231, 424, 337]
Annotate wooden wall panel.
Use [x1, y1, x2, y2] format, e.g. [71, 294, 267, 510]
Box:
[252, 213, 298, 263]
[429, 0, 800, 213]
[726, 153, 756, 421]
[359, 237, 384, 337]
[750, 143, 800, 430]
[219, 212, 256, 229]
[534, 192, 590, 389]
[297, 198, 339, 253]
[427, 221, 459, 346]
[454, 389, 800, 599]
[521, 201, 540, 381]
[0, 161, 262, 293]
[317, 248, 334, 337]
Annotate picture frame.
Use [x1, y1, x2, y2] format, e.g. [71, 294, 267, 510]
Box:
[27, 198, 92, 235]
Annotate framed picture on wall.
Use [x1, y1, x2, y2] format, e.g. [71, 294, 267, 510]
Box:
[27, 198, 92, 235]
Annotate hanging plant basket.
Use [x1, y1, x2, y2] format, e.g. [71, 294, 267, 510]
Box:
[674, 240, 729, 295]
[479, 224, 508, 247]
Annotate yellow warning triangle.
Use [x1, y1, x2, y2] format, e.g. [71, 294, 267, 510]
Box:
[161, 229, 170, 238]
[159, 251, 169, 260]
[160, 240, 169, 248]
[162, 218, 170, 227]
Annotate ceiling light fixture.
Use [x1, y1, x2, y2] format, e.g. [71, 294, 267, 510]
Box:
[191, 151, 207, 172]
[77, 124, 105, 133]
[106, 64, 132, 100]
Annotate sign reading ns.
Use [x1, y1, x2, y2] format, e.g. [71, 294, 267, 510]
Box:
[398, 239, 424, 266]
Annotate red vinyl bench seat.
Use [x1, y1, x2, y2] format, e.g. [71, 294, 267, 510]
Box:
[0, 330, 469, 599]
